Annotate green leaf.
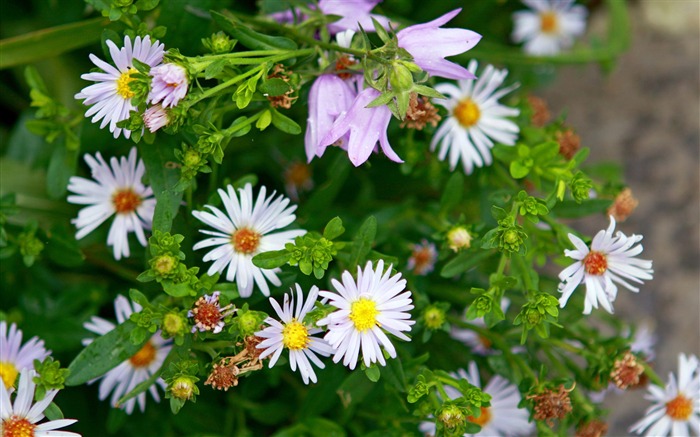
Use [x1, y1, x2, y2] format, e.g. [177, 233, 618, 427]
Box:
[66, 321, 145, 386]
[439, 172, 464, 215]
[252, 250, 291, 269]
[270, 109, 302, 135]
[350, 216, 376, 268]
[0, 18, 107, 69]
[43, 402, 64, 421]
[259, 78, 292, 97]
[212, 11, 297, 51]
[162, 280, 195, 297]
[138, 143, 183, 233]
[440, 249, 494, 278]
[323, 217, 345, 240]
[255, 109, 272, 130]
[46, 138, 79, 200]
[510, 160, 530, 179]
[365, 365, 382, 382]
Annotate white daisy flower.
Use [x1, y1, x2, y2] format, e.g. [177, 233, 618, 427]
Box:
[630, 353, 700, 436]
[419, 362, 534, 436]
[82, 295, 172, 415]
[75, 35, 165, 139]
[1, 369, 80, 436]
[431, 60, 520, 175]
[557, 216, 654, 314]
[255, 284, 333, 384]
[67, 147, 156, 261]
[317, 260, 415, 370]
[192, 183, 306, 298]
[512, 0, 588, 56]
[0, 321, 50, 389]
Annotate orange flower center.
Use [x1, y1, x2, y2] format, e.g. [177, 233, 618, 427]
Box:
[540, 11, 558, 34]
[232, 228, 261, 254]
[454, 98, 481, 128]
[583, 251, 608, 275]
[468, 406, 492, 427]
[666, 394, 693, 420]
[335, 55, 356, 80]
[411, 247, 434, 273]
[112, 189, 142, 214]
[129, 341, 156, 368]
[2, 416, 36, 437]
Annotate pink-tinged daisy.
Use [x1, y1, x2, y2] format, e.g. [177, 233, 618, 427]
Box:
[255, 285, 333, 384]
[143, 104, 169, 133]
[407, 239, 438, 276]
[630, 353, 700, 436]
[75, 35, 164, 139]
[557, 216, 654, 315]
[188, 291, 236, 334]
[320, 87, 403, 167]
[431, 60, 520, 175]
[1, 369, 80, 436]
[147, 63, 188, 108]
[67, 147, 155, 261]
[397, 8, 482, 81]
[317, 260, 415, 370]
[0, 322, 50, 390]
[419, 362, 534, 436]
[512, 0, 588, 56]
[82, 295, 172, 414]
[192, 183, 306, 298]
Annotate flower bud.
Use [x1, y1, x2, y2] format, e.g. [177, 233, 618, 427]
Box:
[447, 227, 472, 252]
[422, 305, 446, 330]
[389, 62, 414, 93]
[169, 376, 198, 400]
[162, 312, 187, 338]
[203, 31, 237, 54]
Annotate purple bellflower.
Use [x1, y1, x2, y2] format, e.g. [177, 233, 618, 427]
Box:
[319, 0, 391, 34]
[320, 87, 403, 167]
[397, 8, 481, 80]
[305, 74, 357, 162]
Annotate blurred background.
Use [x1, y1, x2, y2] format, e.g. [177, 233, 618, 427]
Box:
[540, 0, 700, 433]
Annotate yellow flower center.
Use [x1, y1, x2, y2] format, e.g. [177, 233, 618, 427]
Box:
[540, 11, 558, 34]
[116, 69, 136, 99]
[112, 188, 142, 214]
[666, 394, 693, 420]
[129, 341, 156, 368]
[0, 361, 18, 388]
[349, 298, 379, 332]
[282, 319, 309, 350]
[468, 406, 492, 427]
[232, 228, 261, 255]
[583, 251, 608, 276]
[2, 415, 36, 437]
[454, 98, 481, 128]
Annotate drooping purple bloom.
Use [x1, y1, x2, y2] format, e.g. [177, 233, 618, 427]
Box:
[148, 63, 188, 108]
[320, 87, 402, 167]
[397, 8, 481, 80]
[319, 0, 391, 34]
[305, 74, 357, 162]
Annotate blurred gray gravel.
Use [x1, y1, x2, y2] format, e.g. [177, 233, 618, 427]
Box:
[539, 1, 700, 433]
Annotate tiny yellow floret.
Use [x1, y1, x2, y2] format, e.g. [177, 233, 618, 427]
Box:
[349, 298, 379, 332]
[454, 98, 481, 128]
[282, 320, 309, 350]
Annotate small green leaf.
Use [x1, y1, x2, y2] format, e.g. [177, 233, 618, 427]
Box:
[212, 11, 297, 51]
[270, 109, 301, 135]
[259, 78, 292, 97]
[350, 216, 376, 268]
[510, 161, 530, 179]
[323, 217, 345, 240]
[66, 321, 145, 386]
[252, 250, 291, 269]
[364, 365, 381, 382]
[162, 280, 195, 297]
[139, 142, 183, 233]
[255, 109, 272, 131]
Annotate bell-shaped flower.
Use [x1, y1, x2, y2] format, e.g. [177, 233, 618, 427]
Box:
[397, 8, 481, 80]
[320, 87, 402, 167]
[305, 74, 357, 162]
[319, 0, 391, 34]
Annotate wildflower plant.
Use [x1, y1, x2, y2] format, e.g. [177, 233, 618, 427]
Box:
[0, 0, 695, 435]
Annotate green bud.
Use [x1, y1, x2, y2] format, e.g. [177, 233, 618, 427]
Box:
[163, 312, 187, 338]
[389, 62, 414, 93]
[202, 31, 236, 54]
[152, 254, 178, 277]
[422, 305, 446, 330]
[169, 376, 199, 400]
[184, 149, 202, 168]
[235, 309, 265, 337]
[570, 172, 593, 203]
[437, 403, 467, 431]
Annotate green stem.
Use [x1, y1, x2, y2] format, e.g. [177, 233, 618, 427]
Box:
[641, 361, 665, 387]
